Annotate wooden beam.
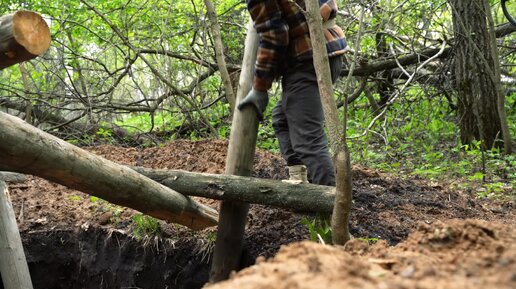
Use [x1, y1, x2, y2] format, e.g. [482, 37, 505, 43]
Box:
[134, 167, 335, 213]
[209, 19, 260, 282]
[0, 111, 218, 230]
[0, 11, 51, 70]
[0, 181, 34, 289]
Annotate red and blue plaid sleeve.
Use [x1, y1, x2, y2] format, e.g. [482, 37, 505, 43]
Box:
[247, 0, 289, 91]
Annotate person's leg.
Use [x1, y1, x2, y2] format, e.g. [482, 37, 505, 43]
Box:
[281, 56, 342, 186]
[272, 98, 303, 166]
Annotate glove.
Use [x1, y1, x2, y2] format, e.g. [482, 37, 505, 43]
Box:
[237, 89, 269, 120]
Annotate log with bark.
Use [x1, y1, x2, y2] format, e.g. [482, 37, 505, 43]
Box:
[0, 111, 218, 230]
[209, 19, 261, 282]
[0, 11, 51, 70]
[0, 181, 34, 289]
[0, 172, 26, 183]
[133, 167, 336, 213]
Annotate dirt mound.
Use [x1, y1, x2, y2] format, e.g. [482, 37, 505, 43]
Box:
[206, 220, 516, 289]
[3, 139, 515, 289]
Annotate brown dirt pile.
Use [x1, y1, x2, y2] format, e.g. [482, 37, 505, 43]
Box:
[207, 219, 516, 289]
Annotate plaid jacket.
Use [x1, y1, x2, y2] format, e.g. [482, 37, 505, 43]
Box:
[247, 0, 348, 91]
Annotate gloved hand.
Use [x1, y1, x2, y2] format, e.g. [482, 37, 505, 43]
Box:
[237, 88, 269, 120]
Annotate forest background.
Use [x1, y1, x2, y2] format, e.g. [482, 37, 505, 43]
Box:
[0, 0, 514, 199]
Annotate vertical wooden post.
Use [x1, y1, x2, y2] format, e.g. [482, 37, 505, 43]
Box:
[303, 0, 352, 245]
[0, 181, 34, 289]
[209, 19, 259, 282]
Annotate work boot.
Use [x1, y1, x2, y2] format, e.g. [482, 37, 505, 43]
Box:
[288, 165, 308, 184]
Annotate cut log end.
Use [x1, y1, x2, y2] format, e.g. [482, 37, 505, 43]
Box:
[13, 10, 51, 56]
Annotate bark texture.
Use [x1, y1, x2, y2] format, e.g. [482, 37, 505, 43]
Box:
[448, 0, 504, 149]
[134, 167, 336, 213]
[209, 20, 260, 283]
[303, 0, 352, 245]
[203, 0, 236, 111]
[0, 181, 34, 289]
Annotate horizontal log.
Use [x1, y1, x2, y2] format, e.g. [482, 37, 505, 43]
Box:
[133, 167, 336, 213]
[0, 171, 26, 183]
[0, 10, 51, 69]
[0, 112, 218, 230]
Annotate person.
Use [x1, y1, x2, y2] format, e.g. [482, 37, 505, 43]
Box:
[238, 0, 348, 186]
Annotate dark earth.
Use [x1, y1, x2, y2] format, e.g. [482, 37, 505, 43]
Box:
[2, 139, 515, 289]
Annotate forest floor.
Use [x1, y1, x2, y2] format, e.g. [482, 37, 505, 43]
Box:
[3, 139, 515, 289]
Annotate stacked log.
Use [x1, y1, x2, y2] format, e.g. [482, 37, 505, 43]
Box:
[0, 11, 51, 70]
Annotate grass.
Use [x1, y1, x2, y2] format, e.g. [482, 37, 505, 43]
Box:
[131, 214, 161, 239]
[301, 214, 332, 244]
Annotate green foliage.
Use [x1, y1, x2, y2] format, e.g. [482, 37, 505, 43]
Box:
[357, 237, 380, 245]
[66, 195, 83, 202]
[96, 127, 113, 142]
[301, 214, 332, 244]
[343, 88, 515, 200]
[131, 214, 161, 239]
[116, 112, 182, 134]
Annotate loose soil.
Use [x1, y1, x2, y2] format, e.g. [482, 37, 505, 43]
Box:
[2, 139, 515, 289]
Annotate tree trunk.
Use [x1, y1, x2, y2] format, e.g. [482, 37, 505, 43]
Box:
[133, 167, 336, 213]
[203, 0, 236, 112]
[209, 19, 260, 283]
[448, 0, 505, 149]
[484, 1, 512, 154]
[303, 0, 352, 245]
[0, 181, 34, 289]
[375, 32, 394, 107]
[0, 111, 218, 230]
[19, 63, 33, 124]
[0, 11, 51, 70]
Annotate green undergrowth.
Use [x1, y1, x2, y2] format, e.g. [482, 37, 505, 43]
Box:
[131, 214, 161, 239]
[301, 214, 332, 244]
[344, 90, 516, 201]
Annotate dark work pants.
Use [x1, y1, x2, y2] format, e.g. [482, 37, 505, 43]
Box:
[272, 56, 343, 186]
